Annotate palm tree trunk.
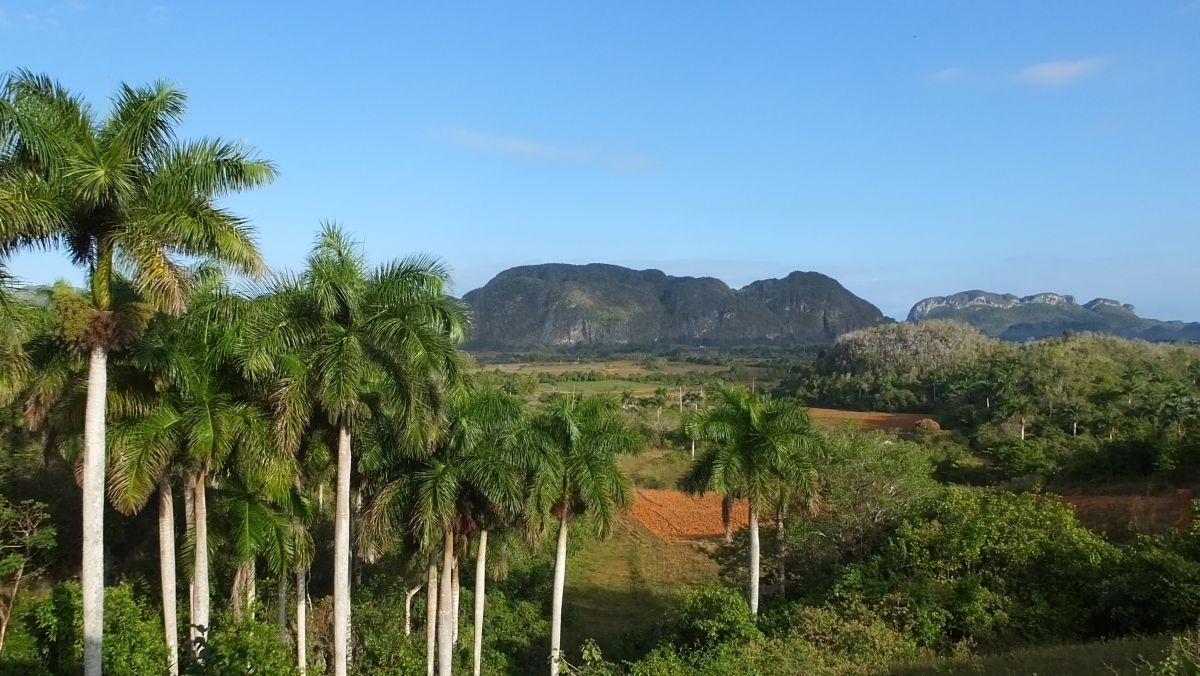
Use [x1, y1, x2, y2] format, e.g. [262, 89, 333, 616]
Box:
[333, 423, 352, 676]
[721, 496, 733, 544]
[472, 530, 487, 676]
[437, 531, 455, 676]
[775, 506, 786, 600]
[193, 470, 211, 651]
[296, 569, 307, 676]
[277, 576, 288, 640]
[405, 585, 421, 637]
[158, 480, 179, 675]
[550, 516, 568, 676]
[748, 499, 760, 617]
[184, 478, 196, 653]
[426, 555, 438, 676]
[452, 558, 460, 646]
[82, 345, 107, 676]
[247, 563, 256, 619]
[231, 563, 247, 620]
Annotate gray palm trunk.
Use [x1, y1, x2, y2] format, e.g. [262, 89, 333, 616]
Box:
[82, 346, 107, 676]
[776, 507, 786, 600]
[748, 500, 760, 617]
[437, 531, 455, 676]
[451, 559, 460, 646]
[296, 569, 307, 675]
[549, 516, 568, 676]
[472, 530, 488, 676]
[277, 576, 287, 640]
[158, 480, 179, 675]
[426, 557, 438, 676]
[184, 481, 197, 653]
[405, 585, 421, 637]
[333, 424, 352, 676]
[721, 496, 733, 544]
[193, 471, 211, 651]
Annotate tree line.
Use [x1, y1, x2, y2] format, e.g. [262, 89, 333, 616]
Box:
[0, 72, 833, 676]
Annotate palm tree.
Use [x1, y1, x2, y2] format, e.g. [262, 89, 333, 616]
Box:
[529, 394, 642, 676]
[245, 224, 466, 676]
[107, 271, 280, 664]
[0, 71, 274, 674]
[361, 387, 526, 676]
[683, 383, 824, 616]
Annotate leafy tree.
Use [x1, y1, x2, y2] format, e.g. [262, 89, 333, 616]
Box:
[244, 224, 466, 676]
[1, 71, 274, 674]
[684, 384, 824, 616]
[0, 497, 55, 656]
[528, 394, 641, 676]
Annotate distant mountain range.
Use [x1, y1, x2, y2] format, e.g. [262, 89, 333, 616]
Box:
[461, 264, 888, 349]
[907, 290, 1200, 341]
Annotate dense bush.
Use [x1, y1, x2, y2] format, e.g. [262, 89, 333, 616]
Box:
[25, 581, 167, 675]
[829, 488, 1117, 648]
[184, 612, 297, 676]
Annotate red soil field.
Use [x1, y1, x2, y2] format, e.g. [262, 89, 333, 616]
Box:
[632, 488, 749, 539]
[807, 407, 930, 431]
[633, 488, 1194, 541]
[1062, 490, 1192, 534]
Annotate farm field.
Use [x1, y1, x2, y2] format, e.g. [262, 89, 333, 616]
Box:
[563, 514, 719, 660]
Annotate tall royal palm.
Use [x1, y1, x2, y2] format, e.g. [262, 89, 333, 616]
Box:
[0, 71, 274, 674]
[245, 224, 466, 676]
[530, 395, 641, 676]
[361, 387, 526, 676]
[108, 274, 279, 667]
[683, 383, 825, 617]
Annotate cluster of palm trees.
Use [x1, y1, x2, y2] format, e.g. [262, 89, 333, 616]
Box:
[0, 71, 650, 676]
[1, 70, 832, 676]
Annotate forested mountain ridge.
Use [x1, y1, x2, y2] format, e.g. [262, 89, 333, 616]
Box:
[908, 290, 1200, 341]
[461, 263, 889, 349]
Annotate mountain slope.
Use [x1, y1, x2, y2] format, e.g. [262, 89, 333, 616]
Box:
[462, 264, 887, 349]
[908, 290, 1200, 341]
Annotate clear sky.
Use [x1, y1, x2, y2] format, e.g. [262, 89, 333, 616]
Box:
[2, 1, 1198, 320]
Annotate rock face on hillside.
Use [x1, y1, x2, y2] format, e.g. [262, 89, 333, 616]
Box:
[462, 264, 888, 349]
[908, 290, 1200, 341]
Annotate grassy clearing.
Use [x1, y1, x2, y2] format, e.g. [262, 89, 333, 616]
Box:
[891, 636, 1170, 675]
[485, 358, 729, 377]
[621, 446, 691, 489]
[563, 514, 719, 661]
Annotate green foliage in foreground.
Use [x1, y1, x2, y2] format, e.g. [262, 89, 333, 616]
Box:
[24, 581, 166, 675]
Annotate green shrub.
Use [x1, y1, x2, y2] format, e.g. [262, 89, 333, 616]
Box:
[1154, 629, 1200, 676]
[667, 585, 759, 651]
[830, 488, 1117, 648]
[768, 602, 923, 665]
[183, 611, 297, 675]
[26, 581, 168, 675]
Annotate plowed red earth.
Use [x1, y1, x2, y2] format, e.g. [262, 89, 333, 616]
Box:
[632, 488, 750, 539]
[807, 408, 929, 431]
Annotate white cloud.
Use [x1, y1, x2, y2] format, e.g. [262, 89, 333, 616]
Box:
[926, 67, 964, 83]
[431, 128, 655, 172]
[1012, 58, 1107, 87]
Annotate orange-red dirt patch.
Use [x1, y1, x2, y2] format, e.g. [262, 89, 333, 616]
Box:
[1063, 490, 1192, 535]
[632, 488, 749, 539]
[807, 408, 930, 431]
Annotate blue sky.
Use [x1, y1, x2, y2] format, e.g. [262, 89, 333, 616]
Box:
[2, 1, 1198, 320]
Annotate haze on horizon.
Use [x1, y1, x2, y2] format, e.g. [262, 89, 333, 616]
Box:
[2, 1, 1197, 322]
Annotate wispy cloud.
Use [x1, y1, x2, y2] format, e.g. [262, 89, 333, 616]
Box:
[431, 128, 655, 172]
[1012, 58, 1107, 87]
[926, 67, 964, 83]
